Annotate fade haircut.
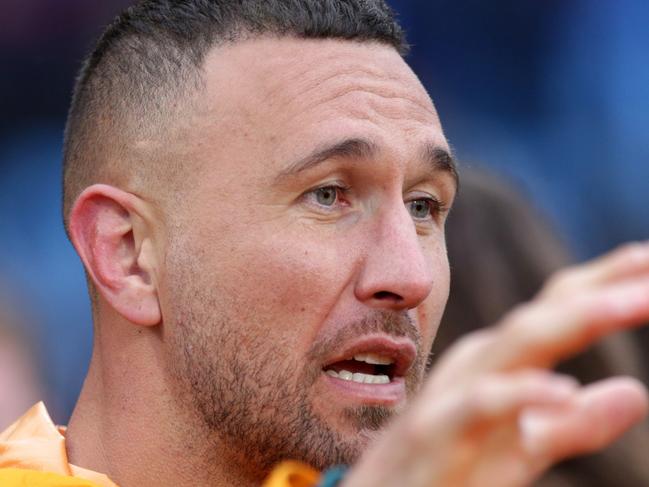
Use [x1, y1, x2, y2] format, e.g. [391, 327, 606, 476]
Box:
[61, 0, 407, 233]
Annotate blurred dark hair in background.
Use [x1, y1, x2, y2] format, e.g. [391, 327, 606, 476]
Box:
[434, 166, 571, 353]
[434, 166, 649, 486]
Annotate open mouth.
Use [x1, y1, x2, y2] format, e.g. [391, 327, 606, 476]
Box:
[321, 336, 416, 388]
[324, 353, 396, 385]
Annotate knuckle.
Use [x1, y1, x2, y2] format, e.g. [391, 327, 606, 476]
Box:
[455, 327, 498, 351]
[617, 241, 644, 255]
[541, 268, 575, 297]
[429, 329, 498, 386]
[444, 328, 500, 367]
[497, 302, 552, 353]
[617, 241, 648, 266]
[461, 375, 520, 418]
[468, 377, 498, 409]
[499, 302, 537, 333]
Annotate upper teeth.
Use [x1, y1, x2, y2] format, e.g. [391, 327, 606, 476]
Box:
[353, 353, 394, 365]
[326, 369, 390, 384]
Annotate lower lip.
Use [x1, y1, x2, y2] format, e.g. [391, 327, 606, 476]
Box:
[320, 372, 407, 406]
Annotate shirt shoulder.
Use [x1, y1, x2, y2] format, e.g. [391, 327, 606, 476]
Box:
[0, 403, 118, 487]
[0, 468, 104, 486]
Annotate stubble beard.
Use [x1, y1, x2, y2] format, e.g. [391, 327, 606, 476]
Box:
[169, 318, 365, 479]
[165, 259, 425, 482]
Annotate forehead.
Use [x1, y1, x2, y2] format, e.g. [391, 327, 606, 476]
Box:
[190, 37, 447, 180]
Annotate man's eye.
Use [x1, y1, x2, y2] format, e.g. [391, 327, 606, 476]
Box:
[301, 184, 349, 211]
[315, 186, 338, 206]
[407, 198, 440, 220]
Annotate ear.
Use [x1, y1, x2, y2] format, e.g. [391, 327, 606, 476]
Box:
[68, 184, 161, 326]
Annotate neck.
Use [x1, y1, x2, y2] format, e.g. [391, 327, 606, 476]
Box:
[65, 320, 259, 487]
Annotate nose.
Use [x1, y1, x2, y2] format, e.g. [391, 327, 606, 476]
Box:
[354, 202, 436, 311]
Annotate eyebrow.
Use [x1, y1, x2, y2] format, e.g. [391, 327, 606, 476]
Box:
[276, 138, 376, 181]
[276, 137, 459, 187]
[421, 143, 459, 188]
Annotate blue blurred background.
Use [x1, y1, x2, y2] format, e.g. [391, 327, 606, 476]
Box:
[1, 0, 648, 425]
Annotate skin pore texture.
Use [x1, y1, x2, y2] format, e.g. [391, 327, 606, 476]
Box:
[64, 37, 457, 487]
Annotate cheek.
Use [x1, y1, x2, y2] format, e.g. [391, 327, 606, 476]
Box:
[205, 228, 358, 344]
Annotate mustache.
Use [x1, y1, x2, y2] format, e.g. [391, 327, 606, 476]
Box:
[306, 310, 422, 363]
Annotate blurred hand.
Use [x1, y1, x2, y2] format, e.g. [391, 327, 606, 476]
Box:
[344, 242, 649, 487]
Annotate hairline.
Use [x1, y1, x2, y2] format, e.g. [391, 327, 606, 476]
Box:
[62, 33, 405, 232]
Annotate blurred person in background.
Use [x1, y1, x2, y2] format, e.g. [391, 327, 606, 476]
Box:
[434, 166, 649, 486]
[0, 284, 44, 430]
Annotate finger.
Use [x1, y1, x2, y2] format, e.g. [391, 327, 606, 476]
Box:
[457, 371, 579, 423]
[497, 275, 649, 370]
[540, 241, 649, 300]
[520, 377, 649, 462]
[471, 378, 649, 487]
[345, 371, 580, 487]
[413, 371, 579, 447]
[432, 274, 649, 387]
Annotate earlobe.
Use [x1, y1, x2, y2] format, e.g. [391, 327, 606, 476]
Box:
[68, 184, 161, 326]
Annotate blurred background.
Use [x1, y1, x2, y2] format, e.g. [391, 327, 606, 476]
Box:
[1, 0, 648, 427]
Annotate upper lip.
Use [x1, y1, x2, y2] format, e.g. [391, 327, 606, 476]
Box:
[321, 334, 417, 378]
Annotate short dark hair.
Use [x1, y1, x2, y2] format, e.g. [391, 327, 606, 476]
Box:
[62, 0, 407, 231]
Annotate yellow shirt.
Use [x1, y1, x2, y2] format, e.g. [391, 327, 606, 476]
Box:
[0, 403, 319, 487]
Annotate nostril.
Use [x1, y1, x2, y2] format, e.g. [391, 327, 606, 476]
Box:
[373, 291, 402, 302]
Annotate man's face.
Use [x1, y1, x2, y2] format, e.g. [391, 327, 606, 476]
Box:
[158, 37, 456, 475]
